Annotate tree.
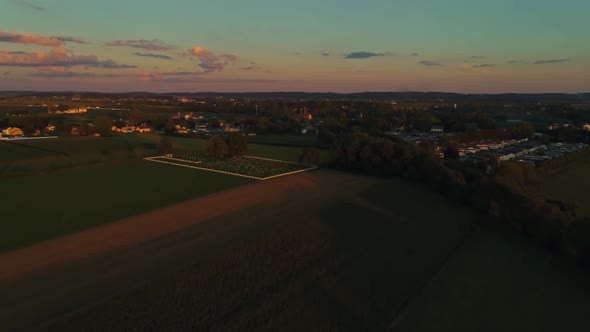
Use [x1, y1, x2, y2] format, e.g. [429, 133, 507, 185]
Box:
[510, 122, 534, 139]
[93, 116, 112, 137]
[226, 134, 248, 157]
[157, 137, 173, 155]
[300, 147, 320, 165]
[128, 109, 148, 125]
[206, 135, 228, 158]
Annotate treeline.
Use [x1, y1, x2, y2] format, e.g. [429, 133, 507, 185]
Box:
[454, 122, 534, 143]
[328, 134, 590, 265]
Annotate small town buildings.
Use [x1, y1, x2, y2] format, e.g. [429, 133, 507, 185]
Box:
[431, 126, 444, 133]
[1, 127, 24, 137]
[136, 124, 152, 133]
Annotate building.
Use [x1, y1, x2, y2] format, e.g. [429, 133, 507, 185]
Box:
[431, 126, 444, 133]
[1, 127, 24, 137]
[136, 124, 152, 133]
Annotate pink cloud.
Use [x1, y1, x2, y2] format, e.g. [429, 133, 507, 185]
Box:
[188, 46, 237, 72]
[0, 31, 62, 47]
[0, 47, 136, 68]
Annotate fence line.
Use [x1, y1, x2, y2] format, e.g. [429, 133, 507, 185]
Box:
[242, 155, 315, 167]
[145, 156, 317, 181]
[158, 156, 203, 165]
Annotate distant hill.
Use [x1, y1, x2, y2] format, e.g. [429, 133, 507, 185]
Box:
[1, 90, 589, 102]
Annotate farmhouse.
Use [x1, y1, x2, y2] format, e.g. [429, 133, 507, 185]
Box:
[1, 127, 24, 137]
[136, 124, 152, 133]
[120, 126, 136, 133]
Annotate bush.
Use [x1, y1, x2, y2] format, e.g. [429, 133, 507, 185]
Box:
[300, 147, 320, 165]
[157, 137, 174, 155]
[206, 135, 228, 158]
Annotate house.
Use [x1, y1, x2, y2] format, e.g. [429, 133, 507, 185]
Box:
[120, 126, 136, 133]
[70, 125, 80, 136]
[1, 127, 24, 137]
[224, 126, 241, 133]
[431, 126, 444, 133]
[55, 107, 88, 114]
[584, 124, 590, 132]
[195, 124, 208, 133]
[136, 124, 152, 133]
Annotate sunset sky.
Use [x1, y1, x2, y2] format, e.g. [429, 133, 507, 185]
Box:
[1, 0, 589, 93]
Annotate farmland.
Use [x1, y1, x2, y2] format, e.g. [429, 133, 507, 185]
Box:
[15, 173, 477, 331]
[394, 221, 590, 332]
[4, 171, 585, 332]
[0, 161, 252, 252]
[154, 153, 316, 179]
[537, 153, 590, 217]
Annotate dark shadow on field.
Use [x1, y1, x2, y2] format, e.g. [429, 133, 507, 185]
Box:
[29, 178, 477, 331]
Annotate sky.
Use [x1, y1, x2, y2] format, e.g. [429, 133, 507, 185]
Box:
[0, 0, 589, 93]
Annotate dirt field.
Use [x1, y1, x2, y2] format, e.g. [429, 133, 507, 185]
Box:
[3, 170, 401, 330]
[0, 170, 340, 284]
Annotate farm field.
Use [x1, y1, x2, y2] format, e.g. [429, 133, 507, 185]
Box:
[394, 221, 590, 332]
[0, 134, 329, 164]
[0, 161, 252, 252]
[16, 173, 477, 331]
[247, 134, 326, 147]
[537, 154, 590, 217]
[156, 153, 315, 179]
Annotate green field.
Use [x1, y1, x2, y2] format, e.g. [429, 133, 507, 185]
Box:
[41, 177, 477, 331]
[395, 222, 590, 332]
[0, 134, 329, 165]
[0, 161, 252, 252]
[1, 171, 589, 331]
[538, 154, 590, 217]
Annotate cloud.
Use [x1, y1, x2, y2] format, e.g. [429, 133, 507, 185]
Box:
[344, 51, 385, 59]
[321, 52, 331, 56]
[133, 52, 173, 60]
[188, 46, 237, 72]
[0, 32, 89, 46]
[54, 36, 90, 44]
[20, 0, 45, 11]
[0, 31, 62, 47]
[471, 55, 486, 59]
[411, 53, 420, 56]
[159, 71, 199, 76]
[533, 59, 569, 64]
[458, 63, 495, 73]
[417, 60, 441, 67]
[2, 71, 10, 75]
[0, 48, 136, 68]
[106, 39, 174, 51]
[139, 70, 280, 84]
[241, 62, 260, 71]
[29, 71, 123, 78]
[508, 59, 570, 65]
